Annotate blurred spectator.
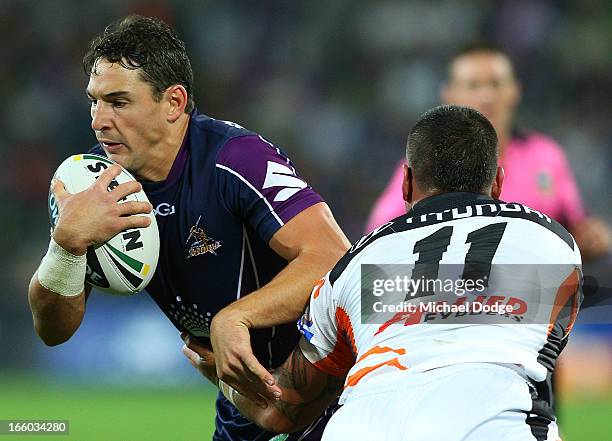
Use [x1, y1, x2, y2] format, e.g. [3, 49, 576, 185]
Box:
[365, 43, 611, 261]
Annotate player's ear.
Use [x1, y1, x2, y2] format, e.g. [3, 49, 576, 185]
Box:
[402, 164, 413, 204]
[491, 166, 504, 199]
[165, 84, 188, 122]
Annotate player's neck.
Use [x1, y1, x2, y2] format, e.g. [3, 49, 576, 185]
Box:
[136, 113, 190, 182]
[409, 188, 444, 208]
[410, 186, 497, 208]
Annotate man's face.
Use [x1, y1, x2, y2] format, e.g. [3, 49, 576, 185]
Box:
[86, 59, 167, 173]
[442, 52, 520, 136]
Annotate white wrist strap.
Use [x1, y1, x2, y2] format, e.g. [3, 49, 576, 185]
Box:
[38, 237, 87, 297]
[218, 379, 238, 406]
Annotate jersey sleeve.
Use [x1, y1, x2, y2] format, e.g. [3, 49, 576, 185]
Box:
[550, 141, 587, 229]
[365, 159, 407, 233]
[297, 274, 356, 377]
[215, 135, 324, 243]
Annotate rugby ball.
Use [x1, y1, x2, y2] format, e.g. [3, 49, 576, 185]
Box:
[48, 154, 159, 295]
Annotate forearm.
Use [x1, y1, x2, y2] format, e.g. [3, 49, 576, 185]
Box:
[222, 203, 349, 327]
[219, 369, 326, 434]
[224, 379, 296, 434]
[209, 203, 349, 401]
[28, 271, 87, 346]
[219, 346, 343, 433]
[28, 168, 151, 346]
[223, 249, 342, 328]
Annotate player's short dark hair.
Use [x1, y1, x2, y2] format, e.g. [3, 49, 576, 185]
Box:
[447, 41, 515, 80]
[83, 15, 194, 112]
[406, 105, 498, 193]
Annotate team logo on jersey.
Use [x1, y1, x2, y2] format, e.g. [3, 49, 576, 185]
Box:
[185, 215, 222, 259]
[263, 161, 307, 201]
[155, 202, 175, 216]
[297, 314, 315, 342]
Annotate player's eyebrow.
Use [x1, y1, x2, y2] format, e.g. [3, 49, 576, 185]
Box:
[86, 89, 131, 100]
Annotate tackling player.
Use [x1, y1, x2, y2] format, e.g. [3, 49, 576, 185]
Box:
[184, 105, 582, 440]
[365, 43, 610, 262]
[28, 15, 350, 440]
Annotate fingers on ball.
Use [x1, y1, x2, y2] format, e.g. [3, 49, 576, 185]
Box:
[96, 164, 123, 189]
[112, 180, 143, 201]
[118, 201, 153, 216]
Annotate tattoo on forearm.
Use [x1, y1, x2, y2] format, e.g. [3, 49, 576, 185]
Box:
[276, 345, 309, 389]
[273, 348, 343, 426]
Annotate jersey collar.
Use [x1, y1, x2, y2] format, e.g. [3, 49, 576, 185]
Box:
[409, 192, 497, 217]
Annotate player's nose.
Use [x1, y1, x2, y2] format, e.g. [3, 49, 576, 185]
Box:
[475, 84, 498, 105]
[91, 102, 112, 131]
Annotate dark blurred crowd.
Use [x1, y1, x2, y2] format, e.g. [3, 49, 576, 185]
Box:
[1, 0, 611, 367]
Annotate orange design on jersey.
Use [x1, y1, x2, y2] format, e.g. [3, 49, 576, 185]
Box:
[313, 307, 357, 377]
[356, 345, 406, 363]
[345, 357, 408, 388]
[547, 269, 580, 338]
[336, 307, 357, 354]
[312, 278, 326, 299]
[375, 308, 424, 336]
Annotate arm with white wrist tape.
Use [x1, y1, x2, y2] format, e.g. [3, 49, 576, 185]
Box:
[28, 238, 91, 346]
[28, 165, 152, 346]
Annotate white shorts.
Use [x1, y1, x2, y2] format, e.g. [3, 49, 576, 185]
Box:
[322, 363, 560, 441]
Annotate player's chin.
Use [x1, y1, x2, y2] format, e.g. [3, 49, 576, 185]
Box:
[104, 147, 130, 166]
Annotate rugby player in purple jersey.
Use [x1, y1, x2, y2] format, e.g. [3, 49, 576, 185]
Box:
[28, 15, 349, 440]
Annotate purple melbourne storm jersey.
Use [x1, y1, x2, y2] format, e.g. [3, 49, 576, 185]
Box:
[89, 110, 324, 369]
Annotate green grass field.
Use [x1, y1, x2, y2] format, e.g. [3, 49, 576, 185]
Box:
[1, 376, 610, 440]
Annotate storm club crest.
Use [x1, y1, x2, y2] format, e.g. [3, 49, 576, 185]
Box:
[186, 215, 222, 259]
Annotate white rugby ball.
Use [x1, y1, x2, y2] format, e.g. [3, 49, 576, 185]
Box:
[48, 153, 159, 295]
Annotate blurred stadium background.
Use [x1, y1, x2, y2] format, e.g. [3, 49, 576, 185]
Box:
[1, 0, 611, 439]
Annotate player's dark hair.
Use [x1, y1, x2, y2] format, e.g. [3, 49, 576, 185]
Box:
[406, 105, 498, 193]
[447, 41, 515, 80]
[83, 15, 194, 112]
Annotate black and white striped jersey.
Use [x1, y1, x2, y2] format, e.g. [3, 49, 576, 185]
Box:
[298, 192, 582, 406]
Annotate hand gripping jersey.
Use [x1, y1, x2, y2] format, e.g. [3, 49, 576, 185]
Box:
[299, 193, 582, 435]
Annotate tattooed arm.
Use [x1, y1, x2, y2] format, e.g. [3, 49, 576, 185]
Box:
[181, 334, 344, 433]
[232, 341, 344, 433]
